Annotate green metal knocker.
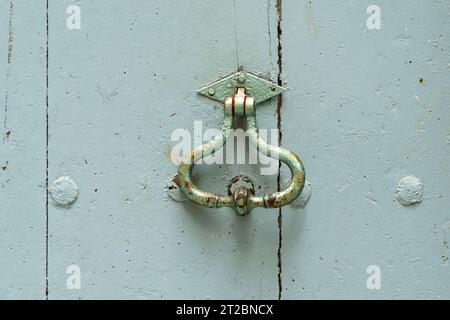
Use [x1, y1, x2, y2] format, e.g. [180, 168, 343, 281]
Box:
[176, 71, 305, 215]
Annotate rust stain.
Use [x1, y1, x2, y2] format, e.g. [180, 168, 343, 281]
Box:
[205, 197, 216, 205]
[172, 175, 179, 187]
[162, 145, 172, 161]
[7, 1, 14, 64]
[164, 145, 184, 165]
[265, 193, 277, 208]
[3, 1, 14, 143]
[3, 92, 10, 143]
[234, 188, 248, 208]
[227, 175, 255, 196]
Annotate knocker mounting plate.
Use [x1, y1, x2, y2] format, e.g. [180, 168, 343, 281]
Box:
[197, 71, 286, 104]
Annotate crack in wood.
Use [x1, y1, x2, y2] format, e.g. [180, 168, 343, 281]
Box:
[3, 1, 14, 143]
[7, 0, 14, 64]
[45, 0, 49, 300]
[275, 0, 283, 301]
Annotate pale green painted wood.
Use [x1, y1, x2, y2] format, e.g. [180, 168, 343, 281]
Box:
[281, 0, 450, 299]
[0, 1, 47, 299]
[48, 0, 280, 299]
[1, 0, 449, 300]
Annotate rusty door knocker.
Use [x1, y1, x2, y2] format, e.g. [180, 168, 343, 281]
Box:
[175, 71, 305, 215]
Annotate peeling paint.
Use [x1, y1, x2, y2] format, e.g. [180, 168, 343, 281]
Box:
[165, 175, 186, 202]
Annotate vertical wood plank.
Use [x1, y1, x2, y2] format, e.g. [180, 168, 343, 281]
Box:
[48, 0, 282, 299]
[0, 1, 47, 299]
[281, 0, 450, 299]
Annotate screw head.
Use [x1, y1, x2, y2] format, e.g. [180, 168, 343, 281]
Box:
[208, 88, 215, 96]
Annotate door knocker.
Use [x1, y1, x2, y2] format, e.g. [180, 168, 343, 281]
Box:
[175, 71, 305, 215]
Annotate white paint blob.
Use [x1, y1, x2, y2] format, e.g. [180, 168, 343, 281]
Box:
[396, 175, 423, 206]
[290, 180, 311, 208]
[165, 176, 186, 202]
[49, 176, 79, 206]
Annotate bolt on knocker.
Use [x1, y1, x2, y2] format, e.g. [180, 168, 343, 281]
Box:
[174, 71, 305, 215]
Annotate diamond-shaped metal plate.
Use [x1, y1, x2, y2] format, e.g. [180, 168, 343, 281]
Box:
[197, 71, 286, 105]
